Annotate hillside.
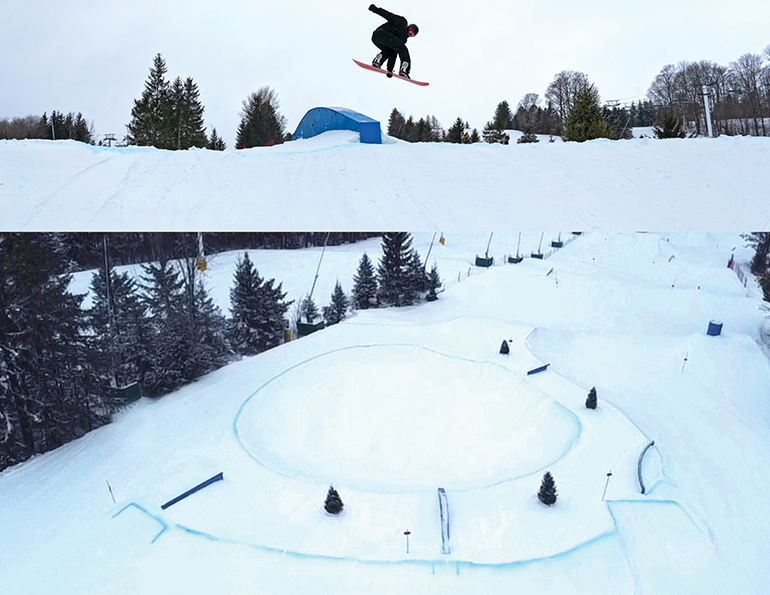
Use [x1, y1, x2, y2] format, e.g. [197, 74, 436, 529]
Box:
[2, 132, 770, 231]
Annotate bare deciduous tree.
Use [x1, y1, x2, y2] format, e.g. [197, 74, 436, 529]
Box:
[545, 70, 591, 128]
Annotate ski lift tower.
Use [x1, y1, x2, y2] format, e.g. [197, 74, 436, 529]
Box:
[103, 133, 117, 147]
[700, 81, 717, 138]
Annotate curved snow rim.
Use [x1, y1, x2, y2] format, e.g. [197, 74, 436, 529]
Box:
[234, 344, 581, 493]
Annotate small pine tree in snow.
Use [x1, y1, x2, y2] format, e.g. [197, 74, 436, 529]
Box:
[323, 281, 349, 326]
[324, 485, 344, 514]
[426, 263, 441, 302]
[499, 340, 510, 354]
[517, 129, 540, 144]
[586, 386, 597, 409]
[653, 111, 686, 139]
[300, 295, 320, 323]
[352, 252, 378, 309]
[538, 471, 558, 506]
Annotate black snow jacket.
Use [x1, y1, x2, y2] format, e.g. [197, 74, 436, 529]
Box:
[370, 6, 409, 44]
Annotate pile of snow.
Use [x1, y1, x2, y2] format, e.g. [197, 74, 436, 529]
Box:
[1, 232, 768, 595]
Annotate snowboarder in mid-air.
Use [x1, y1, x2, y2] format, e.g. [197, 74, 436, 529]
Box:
[368, 4, 419, 79]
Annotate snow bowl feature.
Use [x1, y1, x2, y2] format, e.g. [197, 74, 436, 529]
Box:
[234, 345, 580, 492]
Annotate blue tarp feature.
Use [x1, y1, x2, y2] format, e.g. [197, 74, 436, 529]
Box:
[292, 107, 382, 144]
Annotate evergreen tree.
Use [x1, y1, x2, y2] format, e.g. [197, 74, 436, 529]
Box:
[171, 77, 208, 150]
[586, 386, 597, 409]
[744, 232, 770, 275]
[140, 256, 230, 396]
[300, 295, 320, 323]
[235, 86, 287, 148]
[139, 259, 188, 395]
[0, 234, 107, 472]
[538, 471, 558, 506]
[387, 108, 406, 138]
[188, 278, 231, 374]
[377, 233, 418, 307]
[352, 252, 378, 309]
[563, 84, 615, 142]
[323, 281, 349, 325]
[324, 485, 344, 514]
[127, 55, 208, 150]
[653, 111, 686, 139]
[603, 106, 633, 140]
[517, 129, 540, 143]
[446, 118, 468, 143]
[228, 252, 291, 355]
[127, 53, 173, 148]
[493, 100, 514, 129]
[426, 263, 441, 301]
[406, 249, 427, 297]
[38, 111, 94, 143]
[207, 127, 227, 150]
[87, 263, 151, 391]
[482, 119, 507, 144]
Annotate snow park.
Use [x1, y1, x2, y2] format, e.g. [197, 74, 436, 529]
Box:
[1, 100, 770, 595]
[0, 228, 769, 595]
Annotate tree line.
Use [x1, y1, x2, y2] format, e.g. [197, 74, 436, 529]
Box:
[647, 47, 770, 137]
[4, 45, 767, 147]
[45, 232, 379, 273]
[0, 232, 441, 472]
[0, 111, 95, 142]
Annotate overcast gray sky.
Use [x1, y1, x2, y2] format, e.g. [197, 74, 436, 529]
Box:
[2, 0, 768, 146]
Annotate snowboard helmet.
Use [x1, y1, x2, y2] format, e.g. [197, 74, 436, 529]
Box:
[408, 24, 419, 37]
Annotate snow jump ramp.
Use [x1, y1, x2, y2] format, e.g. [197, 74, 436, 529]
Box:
[292, 107, 382, 144]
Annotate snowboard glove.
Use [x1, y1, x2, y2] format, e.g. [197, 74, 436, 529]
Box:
[369, 4, 377, 12]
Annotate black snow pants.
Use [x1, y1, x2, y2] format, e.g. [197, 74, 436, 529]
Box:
[372, 29, 410, 73]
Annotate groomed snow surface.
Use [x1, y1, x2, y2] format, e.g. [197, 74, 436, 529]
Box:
[1, 232, 769, 595]
[2, 131, 770, 231]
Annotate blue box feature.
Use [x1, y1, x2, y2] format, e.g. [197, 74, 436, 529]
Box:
[292, 107, 382, 144]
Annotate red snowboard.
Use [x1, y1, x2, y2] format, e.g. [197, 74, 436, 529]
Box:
[353, 59, 429, 86]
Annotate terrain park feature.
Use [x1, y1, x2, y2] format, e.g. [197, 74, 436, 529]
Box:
[292, 107, 382, 144]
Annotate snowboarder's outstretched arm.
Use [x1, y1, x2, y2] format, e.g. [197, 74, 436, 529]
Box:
[369, 4, 400, 24]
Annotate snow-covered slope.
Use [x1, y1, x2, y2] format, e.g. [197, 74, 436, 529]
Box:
[2, 132, 769, 231]
[1, 233, 768, 595]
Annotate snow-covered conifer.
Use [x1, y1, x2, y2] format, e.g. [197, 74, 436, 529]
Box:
[229, 252, 291, 355]
[377, 233, 417, 307]
[586, 387, 597, 409]
[426, 263, 441, 302]
[352, 252, 378, 310]
[324, 485, 344, 514]
[323, 281, 349, 325]
[538, 471, 558, 506]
